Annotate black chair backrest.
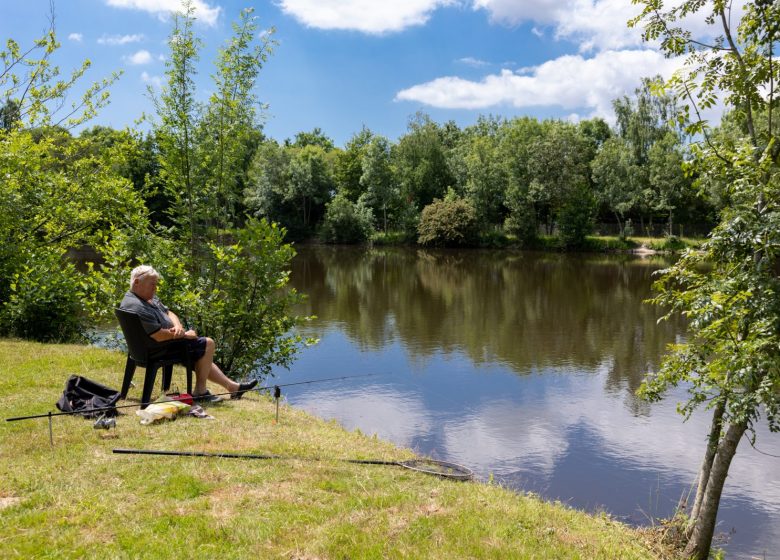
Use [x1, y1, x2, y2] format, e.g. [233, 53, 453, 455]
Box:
[114, 308, 153, 363]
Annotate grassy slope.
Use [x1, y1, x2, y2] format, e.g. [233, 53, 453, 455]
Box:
[0, 340, 664, 559]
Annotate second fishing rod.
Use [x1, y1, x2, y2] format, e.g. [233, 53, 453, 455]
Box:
[5, 372, 381, 423]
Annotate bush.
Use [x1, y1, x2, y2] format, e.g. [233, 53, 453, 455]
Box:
[417, 197, 478, 247]
[0, 250, 85, 342]
[319, 194, 374, 244]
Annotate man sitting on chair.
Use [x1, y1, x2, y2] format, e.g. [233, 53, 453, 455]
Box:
[119, 265, 257, 402]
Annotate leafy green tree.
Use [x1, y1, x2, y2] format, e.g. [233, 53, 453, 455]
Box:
[527, 121, 593, 243]
[319, 193, 374, 244]
[286, 144, 333, 232]
[612, 76, 686, 234]
[0, 15, 146, 341]
[462, 134, 506, 227]
[151, 0, 203, 262]
[335, 127, 373, 202]
[289, 127, 335, 151]
[592, 137, 642, 238]
[360, 135, 397, 232]
[632, 1, 780, 558]
[648, 132, 688, 236]
[198, 8, 274, 230]
[393, 113, 454, 210]
[245, 139, 291, 221]
[0, 127, 148, 341]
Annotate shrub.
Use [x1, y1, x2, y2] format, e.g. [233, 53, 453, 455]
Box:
[0, 250, 85, 342]
[417, 197, 478, 247]
[319, 194, 374, 244]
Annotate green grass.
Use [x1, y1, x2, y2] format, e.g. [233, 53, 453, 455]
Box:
[0, 339, 668, 559]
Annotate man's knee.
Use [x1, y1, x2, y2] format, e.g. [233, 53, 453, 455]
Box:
[205, 337, 215, 350]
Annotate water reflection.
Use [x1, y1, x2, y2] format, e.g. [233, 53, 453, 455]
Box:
[276, 246, 780, 559]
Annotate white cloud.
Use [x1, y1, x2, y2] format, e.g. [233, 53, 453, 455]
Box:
[126, 50, 153, 65]
[105, 0, 221, 27]
[457, 57, 490, 67]
[276, 0, 456, 34]
[472, 0, 560, 25]
[97, 33, 144, 46]
[473, 0, 747, 53]
[396, 49, 680, 121]
[68, 33, 83, 42]
[141, 71, 163, 89]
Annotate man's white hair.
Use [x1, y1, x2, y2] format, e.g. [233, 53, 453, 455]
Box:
[129, 265, 160, 289]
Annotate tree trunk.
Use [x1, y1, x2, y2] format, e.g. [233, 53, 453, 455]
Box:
[684, 419, 747, 560]
[687, 400, 725, 535]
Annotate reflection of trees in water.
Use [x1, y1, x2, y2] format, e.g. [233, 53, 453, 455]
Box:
[290, 246, 684, 405]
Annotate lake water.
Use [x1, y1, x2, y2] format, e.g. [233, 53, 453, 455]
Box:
[270, 245, 780, 559]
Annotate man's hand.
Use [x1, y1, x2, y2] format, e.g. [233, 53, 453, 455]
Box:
[183, 329, 198, 339]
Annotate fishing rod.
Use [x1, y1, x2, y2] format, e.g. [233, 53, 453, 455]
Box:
[4, 372, 381, 423]
[113, 448, 474, 481]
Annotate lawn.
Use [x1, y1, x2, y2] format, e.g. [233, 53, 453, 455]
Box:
[0, 339, 668, 559]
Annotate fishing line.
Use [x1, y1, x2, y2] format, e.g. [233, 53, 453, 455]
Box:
[742, 433, 780, 459]
[4, 373, 381, 423]
[112, 448, 474, 481]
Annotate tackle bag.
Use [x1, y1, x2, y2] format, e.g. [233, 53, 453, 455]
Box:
[56, 375, 121, 418]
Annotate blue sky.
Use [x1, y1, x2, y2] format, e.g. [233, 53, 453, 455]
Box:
[2, 0, 705, 147]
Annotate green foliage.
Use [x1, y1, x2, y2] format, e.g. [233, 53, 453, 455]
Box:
[0, 126, 148, 339]
[556, 184, 596, 249]
[632, 2, 780, 557]
[319, 194, 374, 244]
[360, 135, 398, 232]
[503, 182, 538, 246]
[187, 219, 311, 378]
[0, 250, 84, 342]
[393, 113, 454, 210]
[417, 197, 478, 247]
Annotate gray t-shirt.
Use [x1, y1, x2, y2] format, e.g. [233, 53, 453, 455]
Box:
[119, 291, 174, 336]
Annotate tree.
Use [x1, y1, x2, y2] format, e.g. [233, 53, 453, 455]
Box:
[632, 1, 780, 558]
[0, 11, 143, 341]
[319, 193, 374, 244]
[335, 127, 373, 202]
[198, 7, 274, 230]
[592, 137, 642, 238]
[462, 133, 506, 227]
[648, 132, 688, 236]
[393, 113, 454, 210]
[286, 144, 333, 232]
[612, 76, 685, 234]
[527, 121, 593, 243]
[151, 0, 202, 263]
[359, 135, 397, 232]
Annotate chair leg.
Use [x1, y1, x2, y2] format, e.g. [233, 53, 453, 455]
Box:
[185, 363, 192, 395]
[185, 352, 193, 395]
[120, 357, 136, 399]
[161, 364, 173, 392]
[141, 363, 159, 409]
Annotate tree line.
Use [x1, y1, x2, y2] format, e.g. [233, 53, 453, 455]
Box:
[30, 77, 723, 250]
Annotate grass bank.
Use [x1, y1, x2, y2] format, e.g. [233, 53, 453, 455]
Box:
[0, 340, 667, 559]
[370, 230, 703, 253]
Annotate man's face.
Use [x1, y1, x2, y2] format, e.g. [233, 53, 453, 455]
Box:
[133, 274, 158, 301]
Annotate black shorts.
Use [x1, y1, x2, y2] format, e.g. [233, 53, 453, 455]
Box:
[153, 336, 207, 364]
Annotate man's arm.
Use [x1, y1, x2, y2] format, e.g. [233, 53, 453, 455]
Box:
[148, 311, 197, 342]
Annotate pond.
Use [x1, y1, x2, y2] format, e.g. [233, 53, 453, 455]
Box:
[269, 245, 780, 559]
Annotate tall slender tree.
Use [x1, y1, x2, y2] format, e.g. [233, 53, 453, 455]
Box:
[632, 1, 780, 558]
